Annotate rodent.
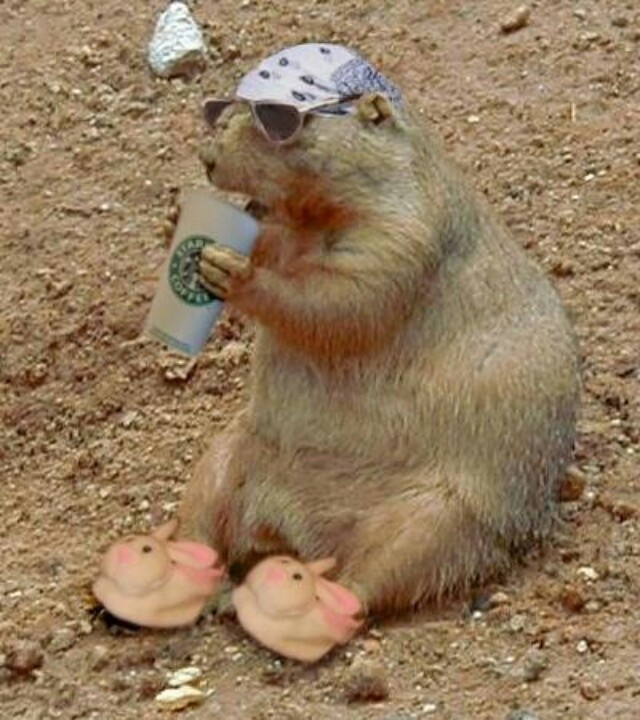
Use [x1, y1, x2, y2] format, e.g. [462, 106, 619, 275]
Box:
[178, 91, 580, 615]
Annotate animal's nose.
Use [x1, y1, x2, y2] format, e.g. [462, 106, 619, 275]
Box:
[198, 140, 218, 183]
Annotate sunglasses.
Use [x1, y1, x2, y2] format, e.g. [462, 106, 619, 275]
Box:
[202, 94, 361, 145]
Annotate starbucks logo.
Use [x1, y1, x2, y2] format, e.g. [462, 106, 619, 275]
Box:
[169, 235, 216, 306]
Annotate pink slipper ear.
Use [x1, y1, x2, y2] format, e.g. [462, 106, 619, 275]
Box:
[306, 557, 337, 577]
[315, 577, 362, 617]
[167, 541, 219, 569]
[152, 518, 179, 542]
[315, 578, 363, 642]
[176, 562, 225, 588]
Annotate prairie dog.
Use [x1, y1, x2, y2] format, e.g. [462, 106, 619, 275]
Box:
[179, 90, 580, 614]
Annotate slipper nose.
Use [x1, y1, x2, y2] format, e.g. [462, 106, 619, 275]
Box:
[263, 565, 287, 586]
[115, 545, 133, 565]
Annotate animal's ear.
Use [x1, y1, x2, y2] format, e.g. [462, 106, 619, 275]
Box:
[306, 557, 337, 577]
[356, 93, 396, 126]
[152, 518, 179, 542]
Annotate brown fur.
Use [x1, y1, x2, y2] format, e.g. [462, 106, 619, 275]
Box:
[181, 93, 580, 615]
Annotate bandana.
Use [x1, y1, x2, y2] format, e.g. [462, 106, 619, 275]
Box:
[235, 43, 402, 115]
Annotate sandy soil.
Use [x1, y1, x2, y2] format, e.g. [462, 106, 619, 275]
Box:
[1, 1, 638, 718]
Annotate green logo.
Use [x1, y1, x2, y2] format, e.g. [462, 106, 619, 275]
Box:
[169, 235, 216, 306]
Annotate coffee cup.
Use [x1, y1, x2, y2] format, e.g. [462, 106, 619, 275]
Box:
[145, 188, 259, 356]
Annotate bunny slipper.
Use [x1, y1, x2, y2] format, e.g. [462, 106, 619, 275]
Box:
[232, 556, 363, 662]
[93, 519, 225, 628]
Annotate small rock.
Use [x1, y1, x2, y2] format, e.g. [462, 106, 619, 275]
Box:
[609, 501, 637, 522]
[522, 648, 549, 682]
[361, 638, 382, 654]
[584, 599, 601, 614]
[49, 628, 77, 653]
[489, 591, 510, 608]
[467, 114, 481, 124]
[215, 340, 249, 368]
[557, 465, 586, 501]
[343, 659, 390, 703]
[580, 680, 602, 700]
[5, 639, 44, 676]
[576, 566, 599, 582]
[509, 614, 526, 633]
[148, 2, 206, 79]
[576, 639, 589, 654]
[167, 666, 202, 687]
[160, 355, 198, 382]
[559, 586, 586, 613]
[550, 259, 575, 279]
[90, 644, 109, 671]
[120, 410, 138, 429]
[573, 8, 587, 20]
[506, 712, 539, 720]
[422, 703, 438, 714]
[155, 685, 206, 711]
[500, 6, 531, 34]
[611, 15, 629, 28]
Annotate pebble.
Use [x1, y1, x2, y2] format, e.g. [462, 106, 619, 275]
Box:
[343, 658, 390, 703]
[521, 648, 549, 682]
[500, 6, 531, 34]
[577, 566, 599, 582]
[489, 591, 510, 608]
[215, 341, 249, 368]
[49, 628, 77, 653]
[90, 644, 109, 671]
[509, 614, 526, 633]
[148, 2, 206, 79]
[362, 638, 382, 654]
[506, 712, 539, 720]
[167, 666, 202, 687]
[557, 465, 586, 500]
[584, 599, 601, 614]
[422, 703, 438, 714]
[576, 639, 589, 654]
[559, 586, 586, 613]
[155, 685, 206, 711]
[611, 15, 629, 28]
[5, 639, 44, 676]
[580, 680, 602, 700]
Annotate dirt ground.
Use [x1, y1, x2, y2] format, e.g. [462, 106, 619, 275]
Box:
[1, 0, 638, 718]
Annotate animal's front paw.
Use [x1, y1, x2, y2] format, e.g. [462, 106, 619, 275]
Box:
[198, 244, 251, 301]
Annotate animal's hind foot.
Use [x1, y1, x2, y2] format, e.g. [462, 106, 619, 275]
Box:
[232, 555, 363, 663]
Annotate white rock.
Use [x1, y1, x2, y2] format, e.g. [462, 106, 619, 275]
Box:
[155, 685, 206, 710]
[577, 566, 599, 582]
[167, 666, 203, 687]
[148, 2, 206, 79]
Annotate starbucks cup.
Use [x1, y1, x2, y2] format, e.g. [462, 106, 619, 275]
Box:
[145, 189, 260, 356]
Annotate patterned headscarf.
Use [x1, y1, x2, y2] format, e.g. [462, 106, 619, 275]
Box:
[236, 43, 402, 115]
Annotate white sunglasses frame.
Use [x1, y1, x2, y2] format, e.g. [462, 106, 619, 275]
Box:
[202, 94, 361, 146]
